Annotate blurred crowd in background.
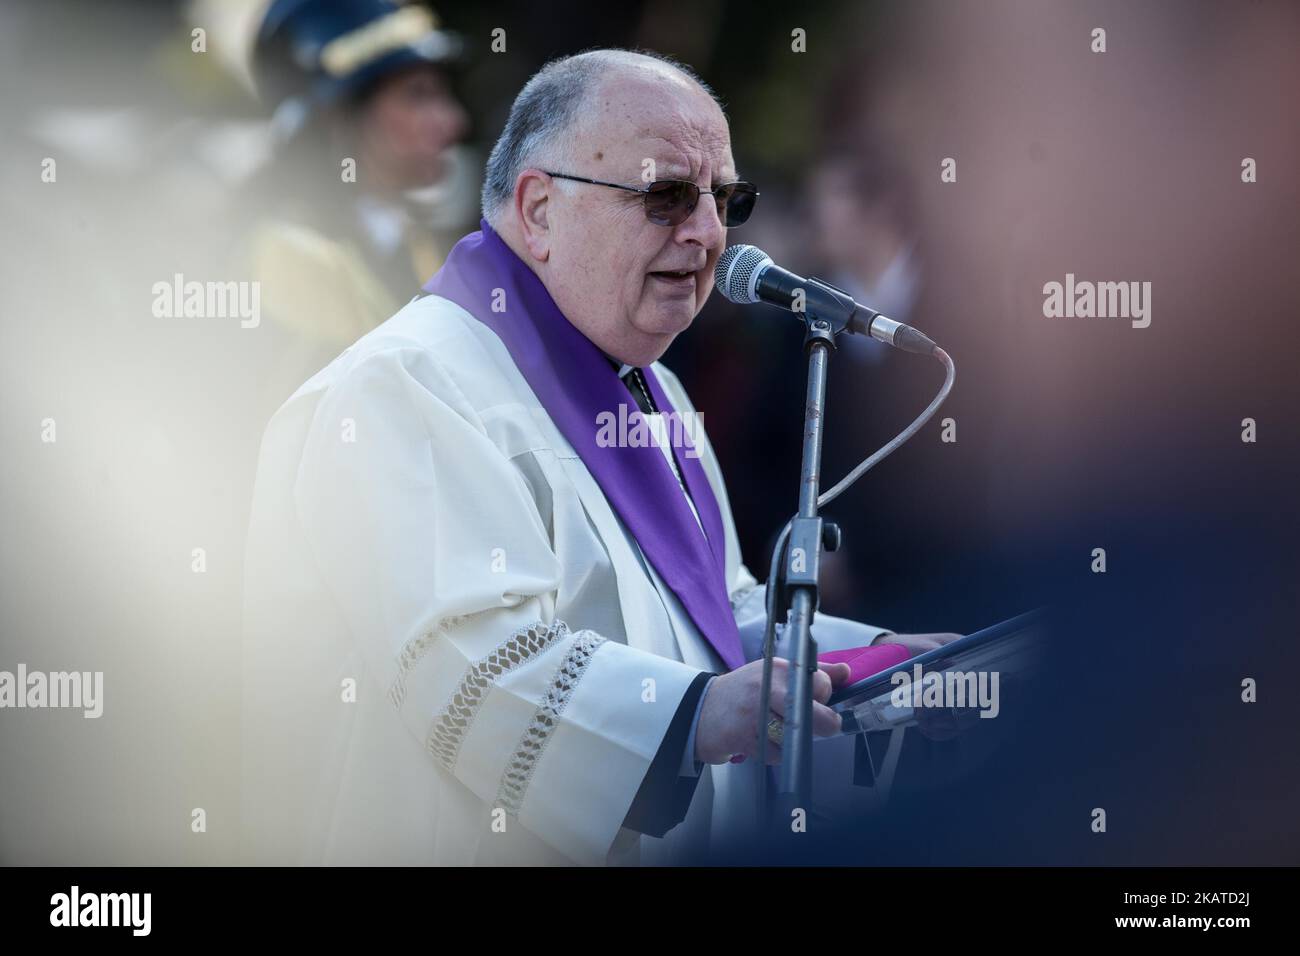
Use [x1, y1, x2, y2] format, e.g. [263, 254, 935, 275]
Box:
[2, 0, 1297, 863]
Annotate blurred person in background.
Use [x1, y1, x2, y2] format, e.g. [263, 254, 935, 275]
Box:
[807, 145, 921, 367]
[241, 0, 472, 409]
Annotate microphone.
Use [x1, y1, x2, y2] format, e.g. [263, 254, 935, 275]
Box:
[714, 244, 938, 355]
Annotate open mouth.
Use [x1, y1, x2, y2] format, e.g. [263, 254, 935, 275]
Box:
[649, 269, 696, 284]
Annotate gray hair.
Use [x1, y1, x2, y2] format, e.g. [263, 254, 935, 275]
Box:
[480, 49, 722, 224]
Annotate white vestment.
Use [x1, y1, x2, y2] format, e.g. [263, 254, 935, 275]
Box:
[241, 293, 892, 865]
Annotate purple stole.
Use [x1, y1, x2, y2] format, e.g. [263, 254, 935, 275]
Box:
[423, 221, 744, 670]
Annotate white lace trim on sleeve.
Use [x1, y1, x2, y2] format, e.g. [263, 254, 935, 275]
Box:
[389, 609, 494, 710]
[423, 619, 571, 773]
[496, 631, 606, 816]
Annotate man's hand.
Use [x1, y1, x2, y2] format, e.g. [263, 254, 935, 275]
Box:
[872, 632, 963, 655]
[694, 658, 853, 765]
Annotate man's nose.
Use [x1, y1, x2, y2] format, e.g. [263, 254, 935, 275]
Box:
[674, 190, 726, 249]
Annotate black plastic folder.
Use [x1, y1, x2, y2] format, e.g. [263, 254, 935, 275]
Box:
[829, 608, 1046, 709]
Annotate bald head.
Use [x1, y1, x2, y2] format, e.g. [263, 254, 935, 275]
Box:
[481, 49, 723, 225]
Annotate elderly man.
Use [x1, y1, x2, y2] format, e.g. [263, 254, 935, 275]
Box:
[242, 48, 954, 866]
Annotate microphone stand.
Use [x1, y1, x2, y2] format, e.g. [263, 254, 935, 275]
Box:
[724, 250, 954, 846]
[757, 281, 851, 831]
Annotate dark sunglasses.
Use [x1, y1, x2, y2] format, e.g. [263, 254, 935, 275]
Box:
[544, 171, 760, 227]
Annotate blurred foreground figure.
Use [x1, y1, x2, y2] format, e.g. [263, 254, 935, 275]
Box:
[243, 0, 470, 404]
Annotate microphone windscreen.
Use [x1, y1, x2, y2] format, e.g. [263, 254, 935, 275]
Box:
[714, 244, 771, 304]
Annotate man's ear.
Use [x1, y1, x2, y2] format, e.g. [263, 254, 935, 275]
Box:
[514, 170, 552, 262]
